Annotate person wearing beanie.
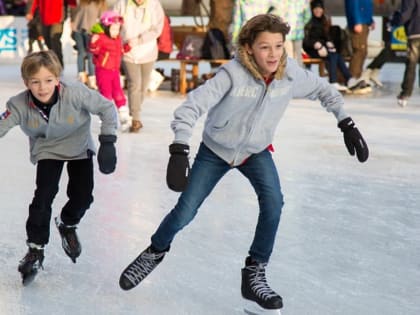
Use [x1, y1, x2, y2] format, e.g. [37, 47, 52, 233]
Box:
[304, 0, 357, 92]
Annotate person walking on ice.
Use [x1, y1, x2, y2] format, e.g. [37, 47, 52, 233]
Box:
[0, 50, 118, 285]
[119, 14, 369, 314]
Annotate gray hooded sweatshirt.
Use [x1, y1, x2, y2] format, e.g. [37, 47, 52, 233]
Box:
[0, 81, 118, 164]
[171, 48, 348, 166]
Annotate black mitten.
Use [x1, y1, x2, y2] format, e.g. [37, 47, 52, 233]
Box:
[338, 117, 369, 163]
[98, 135, 117, 174]
[166, 143, 190, 192]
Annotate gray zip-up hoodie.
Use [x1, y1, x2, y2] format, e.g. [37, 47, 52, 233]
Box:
[171, 48, 348, 166]
[0, 81, 118, 164]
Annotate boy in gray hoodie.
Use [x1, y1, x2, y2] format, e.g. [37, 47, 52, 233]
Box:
[119, 14, 369, 314]
[0, 50, 118, 285]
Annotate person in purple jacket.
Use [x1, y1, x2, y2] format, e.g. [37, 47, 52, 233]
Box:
[0, 50, 118, 285]
[118, 14, 369, 315]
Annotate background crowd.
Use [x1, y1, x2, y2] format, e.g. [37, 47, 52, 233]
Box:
[0, 0, 418, 120]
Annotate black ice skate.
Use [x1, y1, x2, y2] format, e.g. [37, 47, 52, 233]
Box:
[18, 247, 44, 286]
[119, 245, 166, 291]
[55, 217, 81, 263]
[241, 256, 283, 315]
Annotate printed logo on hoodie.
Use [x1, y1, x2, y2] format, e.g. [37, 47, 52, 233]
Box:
[230, 86, 259, 98]
[0, 109, 11, 120]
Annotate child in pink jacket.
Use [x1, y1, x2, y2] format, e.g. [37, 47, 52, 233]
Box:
[90, 10, 131, 131]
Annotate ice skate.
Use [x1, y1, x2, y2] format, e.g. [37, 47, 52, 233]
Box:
[368, 68, 383, 87]
[347, 78, 372, 95]
[119, 245, 166, 290]
[55, 217, 81, 263]
[242, 257, 282, 315]
[397, 95, 408, 107]
[118, 106, 132, 132]
[18, 246, 44, 286]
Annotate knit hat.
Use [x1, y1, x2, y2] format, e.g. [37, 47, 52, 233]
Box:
[311, 0, 324, 10]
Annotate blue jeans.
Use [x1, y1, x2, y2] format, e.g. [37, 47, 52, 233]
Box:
[72, 30, 94, 76]
[151, 143, 284, 263]
[327, 52, 351, 84]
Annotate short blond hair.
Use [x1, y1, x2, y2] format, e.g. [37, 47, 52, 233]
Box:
[21, 50, 62, 81]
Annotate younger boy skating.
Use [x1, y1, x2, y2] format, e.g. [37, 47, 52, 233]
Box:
[0, 50, 118, 285]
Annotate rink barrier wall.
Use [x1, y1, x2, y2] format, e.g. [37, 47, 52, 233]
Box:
[0, 16, 75, 65]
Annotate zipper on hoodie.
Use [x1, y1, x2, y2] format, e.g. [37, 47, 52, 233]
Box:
[231, 81, 270, 166]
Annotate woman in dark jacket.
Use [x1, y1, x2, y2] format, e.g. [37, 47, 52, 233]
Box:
[303, 0, 353, 92]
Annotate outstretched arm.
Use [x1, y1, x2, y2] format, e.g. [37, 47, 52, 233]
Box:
[0, 104, 20, 138]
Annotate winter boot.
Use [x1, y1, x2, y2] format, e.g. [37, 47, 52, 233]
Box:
[129, 119, 143, 133]
[18, 244, 44, 285]
[119, 245, 167, 290]
[78, 72, 88, 84]
[87, 75, 98, 90]
[118, 106, 132, 132]
[347, 78, 372, 95]
[369, 68, 383, 87]
[397, 94, 408, 107]
[55, 217, 81, 263]
[242, 256, 283, 314]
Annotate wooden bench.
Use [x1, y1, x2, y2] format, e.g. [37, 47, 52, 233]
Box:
[302, 56, 352, 77]
[302, 58, 328, 77]
[157, 56, 351, 95]
[157, 58, 230, 95]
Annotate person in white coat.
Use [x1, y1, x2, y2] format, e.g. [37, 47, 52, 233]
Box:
[113, 0, 164, 132]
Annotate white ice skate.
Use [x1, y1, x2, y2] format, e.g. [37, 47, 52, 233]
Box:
[243, 300, 281, 315]
[118, 106, 132, 132]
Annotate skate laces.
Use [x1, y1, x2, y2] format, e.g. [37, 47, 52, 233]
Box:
[247, 263, 278, 301]
[123, 249, 165, 286]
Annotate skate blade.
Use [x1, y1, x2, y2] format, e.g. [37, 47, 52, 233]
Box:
[243, 300, 281, 315]
[21, 270, 38, 286]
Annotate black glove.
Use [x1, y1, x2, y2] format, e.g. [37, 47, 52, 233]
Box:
[166, 143, 190, 192]
[338, 117, 369, 163]
[98, 135, 117, 174]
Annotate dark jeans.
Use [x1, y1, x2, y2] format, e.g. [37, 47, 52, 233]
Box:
[26, 158, 94, 246]
[367, 42, 393, 70]
[151, 143, 284, 263]
[42, 22, 64, 67]
[400, 38, 420, 97]
[326, 52, 352, 83]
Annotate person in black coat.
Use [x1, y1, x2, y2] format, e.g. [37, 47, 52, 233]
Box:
[303, 0, 353, 92]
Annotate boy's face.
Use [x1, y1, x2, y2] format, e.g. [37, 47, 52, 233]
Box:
[24, 66, 59, 103]
[246, 31, 284, 78]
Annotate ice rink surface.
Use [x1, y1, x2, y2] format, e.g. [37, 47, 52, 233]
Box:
[0, 61, 419, 315]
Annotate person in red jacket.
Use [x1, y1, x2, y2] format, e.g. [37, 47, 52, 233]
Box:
[90, 11, 132, 131]
[157, 14, 173, 60]
[26, 0, 73, 67]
